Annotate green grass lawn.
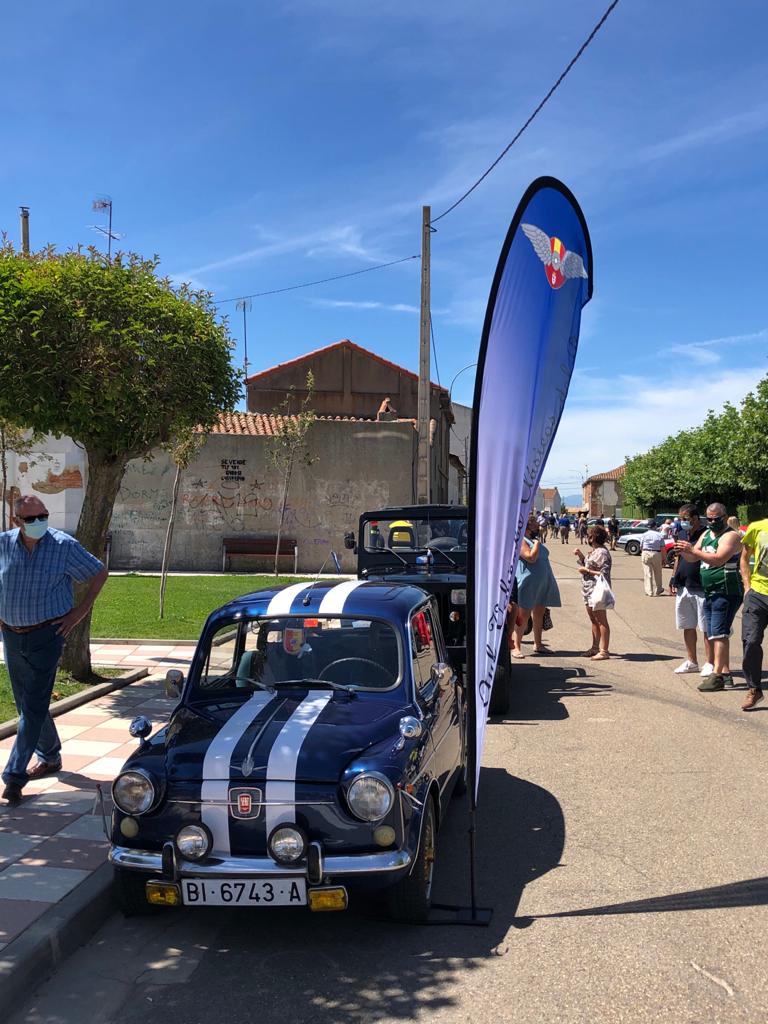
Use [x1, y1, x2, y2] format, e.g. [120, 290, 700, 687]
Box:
[91, 574, 311, 641]
[0, 666, 123, 723]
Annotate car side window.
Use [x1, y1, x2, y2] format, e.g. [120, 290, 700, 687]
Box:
[411, 608, 438, 693]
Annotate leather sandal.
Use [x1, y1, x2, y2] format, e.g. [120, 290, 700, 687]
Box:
[26, 758, 63, 780]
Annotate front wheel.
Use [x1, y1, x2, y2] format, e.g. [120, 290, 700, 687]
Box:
[625, 540, 640, 556]
[387, 798, 437, 922]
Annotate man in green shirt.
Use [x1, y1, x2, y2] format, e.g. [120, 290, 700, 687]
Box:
[739, 517, 768, 710]
[676, 502, 743, 693]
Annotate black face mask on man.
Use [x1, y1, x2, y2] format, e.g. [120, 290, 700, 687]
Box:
[707, 516, 726, 533]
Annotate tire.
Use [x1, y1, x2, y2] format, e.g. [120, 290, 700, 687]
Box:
[489, 626, 512, 716]
[625, 540, 640, 556]
[387, 797, 437, 923]
[114, 868, 154, 917]
[664, 548, 676, 569]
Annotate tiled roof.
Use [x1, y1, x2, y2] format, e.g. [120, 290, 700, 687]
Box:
[205, 411, 415, 436]
[584, 465, 625, 484]
[245, 339, 449, 392]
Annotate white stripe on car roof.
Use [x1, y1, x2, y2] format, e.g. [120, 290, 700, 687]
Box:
[265, 692, 333, 837]
[201, 691, 275, 856]
[317, 579, 367, 615]
[266, 582, 315, 617]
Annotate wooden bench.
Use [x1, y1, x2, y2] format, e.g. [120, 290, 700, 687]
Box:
[222, 536, 298, 573]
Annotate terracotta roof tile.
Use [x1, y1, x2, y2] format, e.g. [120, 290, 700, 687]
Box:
[584, 465, 626, 483]
[202, 411, 416, 436]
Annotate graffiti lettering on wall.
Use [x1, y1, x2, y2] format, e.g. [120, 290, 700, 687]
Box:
[221, 458, 246, 484]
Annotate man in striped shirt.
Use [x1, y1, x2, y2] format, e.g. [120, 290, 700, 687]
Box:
[1, 495, 108, 805]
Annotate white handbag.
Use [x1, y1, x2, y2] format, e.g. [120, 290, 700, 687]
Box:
[589, 574, 615, 611]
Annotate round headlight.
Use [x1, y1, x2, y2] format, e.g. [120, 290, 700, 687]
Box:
[112, 770, 156, 815]
[346, 773, 394, 822]
[268, 825, 307, 864]
[176, 824, 211, 861]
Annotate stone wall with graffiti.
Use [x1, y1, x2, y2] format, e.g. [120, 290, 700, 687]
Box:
[109, 420, 416, 572]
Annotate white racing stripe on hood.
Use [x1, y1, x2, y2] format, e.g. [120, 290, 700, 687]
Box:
[201, 691, 275, 856]
[266, 582, 314, 617]
[265, 691, 333, 837]
[317, 579, 367, 615]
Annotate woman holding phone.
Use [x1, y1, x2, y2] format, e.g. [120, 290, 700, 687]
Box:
[511, 515, 561, 657]
[574, 524, 612, 659]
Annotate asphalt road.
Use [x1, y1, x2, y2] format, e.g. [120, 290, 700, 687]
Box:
[9, 545, 768, 1024]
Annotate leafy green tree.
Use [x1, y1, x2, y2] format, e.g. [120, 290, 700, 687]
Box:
[265, 372, 316, 575]
[0, 244, 241, 677]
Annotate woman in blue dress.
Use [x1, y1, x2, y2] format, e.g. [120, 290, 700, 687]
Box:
[511, 515, 562, 657]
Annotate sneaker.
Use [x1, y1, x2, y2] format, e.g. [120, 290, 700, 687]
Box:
[698, 674, 724, 692]
[742, 688, 764, 711]
[674, 660, 699, 674]
[722, 674, 735, 689]
[700, 662, 714, 676]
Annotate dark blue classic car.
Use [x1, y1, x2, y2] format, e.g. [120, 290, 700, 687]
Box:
[109, 579, 466, 921]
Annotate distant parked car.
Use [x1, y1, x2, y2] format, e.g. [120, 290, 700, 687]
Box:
[618, 531, 676, 567]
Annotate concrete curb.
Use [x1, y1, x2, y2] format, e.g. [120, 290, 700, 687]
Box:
[0, 863, 115, 1023]
[92, 636, 198, 646]
[0, 667, 150, 741]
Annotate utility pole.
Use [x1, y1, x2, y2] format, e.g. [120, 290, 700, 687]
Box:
[236, 298, 252, 383]
[19, 207, 29, 254]
[416, 206, 431, 504]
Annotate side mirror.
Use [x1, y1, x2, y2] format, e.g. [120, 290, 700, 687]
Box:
[343, 531, 357, 552]
[165, 669, 184, 699]
[395, 714, 423, 750]
[331, 550, 342, 574]
[431, 662, 453, 689]
[129, 715, 152, 740]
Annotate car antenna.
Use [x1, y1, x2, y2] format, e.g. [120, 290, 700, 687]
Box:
[302, 550, 342, 606]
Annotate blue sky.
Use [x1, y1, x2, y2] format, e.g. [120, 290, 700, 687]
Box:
[2, 1, 767, 499]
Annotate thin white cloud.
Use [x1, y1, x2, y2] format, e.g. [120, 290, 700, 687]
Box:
[666, 328, 768, 366]
[639, 104, 768, 162]
[311, 299, 419, 313]
[541, 365, 766, 494]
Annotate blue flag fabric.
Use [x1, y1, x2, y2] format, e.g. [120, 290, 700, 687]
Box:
[467, 177, 593, 799]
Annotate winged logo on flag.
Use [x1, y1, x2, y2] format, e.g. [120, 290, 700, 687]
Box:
[521, 223, 588, 290]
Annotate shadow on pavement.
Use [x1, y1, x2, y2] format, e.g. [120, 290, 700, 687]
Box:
[530, 875, 768, 920]
[493, 664, 613, 723]
[113, 766, 565, 1024]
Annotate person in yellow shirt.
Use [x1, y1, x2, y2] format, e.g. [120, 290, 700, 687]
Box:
[739, 518, 768, 711]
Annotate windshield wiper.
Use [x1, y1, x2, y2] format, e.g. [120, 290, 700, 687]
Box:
[222, 676, 275, 693]
[273, 678, 357, 696]
[425, 546, 458, 569]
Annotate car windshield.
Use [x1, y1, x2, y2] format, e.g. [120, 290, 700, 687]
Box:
[363, 515, 467, 557]
[192, 615, 401, 697]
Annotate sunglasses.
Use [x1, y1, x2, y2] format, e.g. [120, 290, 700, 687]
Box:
[19, 514, 49, 524]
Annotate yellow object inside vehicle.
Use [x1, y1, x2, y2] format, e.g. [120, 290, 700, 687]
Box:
[388, 520, 415, 548]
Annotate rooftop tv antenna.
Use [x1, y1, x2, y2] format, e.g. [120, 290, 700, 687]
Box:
[235, 298, 253, 379]
[91, 196, 122, 260]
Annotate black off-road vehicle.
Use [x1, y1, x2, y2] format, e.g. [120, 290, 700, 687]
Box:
[344, 504, 513, 714]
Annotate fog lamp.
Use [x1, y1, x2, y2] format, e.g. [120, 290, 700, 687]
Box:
[120, 817, 140, 838]
[308, 887, 348, 912]
[145, 881, 181, 907]
[373, 825, 396, 847]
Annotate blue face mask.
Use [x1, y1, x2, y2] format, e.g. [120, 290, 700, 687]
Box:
[22, 518, 49, 540]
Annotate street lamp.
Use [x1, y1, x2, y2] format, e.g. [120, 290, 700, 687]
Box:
[448, 362, 478, 402]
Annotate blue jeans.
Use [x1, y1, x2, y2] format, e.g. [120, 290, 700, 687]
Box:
[2, 624, 64, 786]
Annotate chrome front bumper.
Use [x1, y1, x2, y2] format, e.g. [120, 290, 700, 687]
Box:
[110, 845, 411, 877]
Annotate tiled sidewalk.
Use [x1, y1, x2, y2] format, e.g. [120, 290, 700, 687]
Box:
[1, 641, 195, 673]
[0, 678, 174, 951]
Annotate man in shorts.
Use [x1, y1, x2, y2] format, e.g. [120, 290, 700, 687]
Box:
[669, 504, 712, 676]
[739, 516, 768, 710]
[676, 502, 742, 691]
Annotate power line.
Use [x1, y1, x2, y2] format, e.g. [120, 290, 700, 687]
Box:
[430, 0, 621, 224]
[214, 254, 420, 305]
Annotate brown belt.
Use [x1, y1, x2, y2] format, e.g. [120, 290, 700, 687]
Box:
[1, 618, 59, 635]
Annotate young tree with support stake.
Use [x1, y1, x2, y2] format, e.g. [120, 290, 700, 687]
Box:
[265, 372, 316, 576]
[0, 244, 241, 679]
[159, 428, 206, 620]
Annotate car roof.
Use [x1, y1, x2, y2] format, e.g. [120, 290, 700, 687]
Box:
[360, 504, 467, 520]
[208, 580, 432, 627]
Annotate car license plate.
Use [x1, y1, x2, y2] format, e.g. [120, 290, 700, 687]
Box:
[180, 878, 307, 907]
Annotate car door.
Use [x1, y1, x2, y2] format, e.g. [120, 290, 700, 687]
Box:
[410, 603, 459, 796]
